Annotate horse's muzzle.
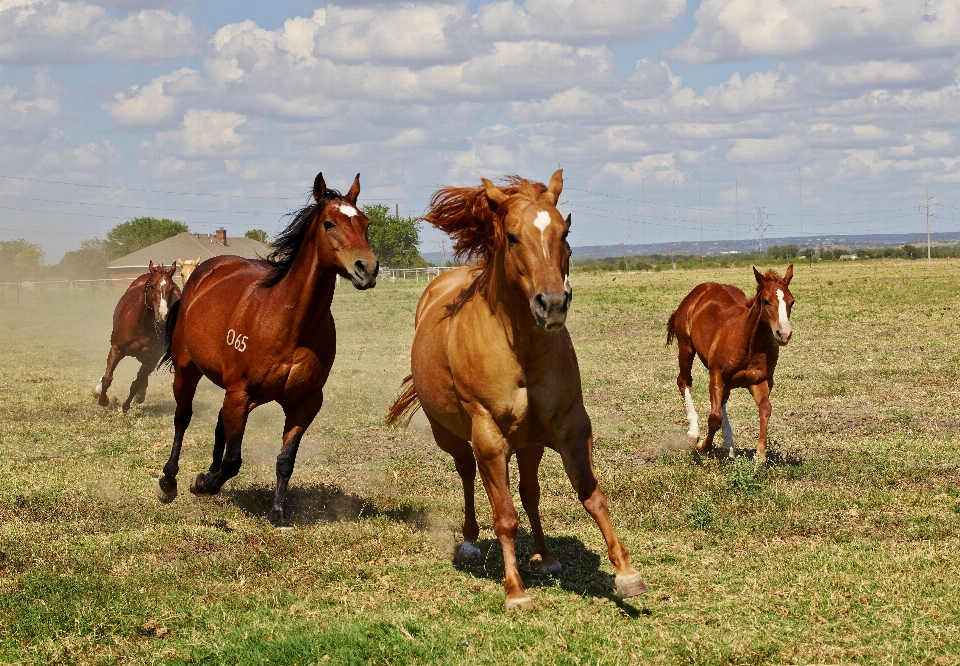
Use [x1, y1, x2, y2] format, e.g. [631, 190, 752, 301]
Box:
[531, 289, 570, 332]
[349, 258, 379, 290]
[774, 329, 792, 345]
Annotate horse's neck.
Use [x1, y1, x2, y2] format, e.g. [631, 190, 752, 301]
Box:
[273, 236, 337, 324]
[739, 295, 769, 355]
[482, 256, 542, 350]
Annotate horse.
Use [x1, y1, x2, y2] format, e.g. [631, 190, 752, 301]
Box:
[177, 256, 201, 286]
[94, 261, 180, 413]
[666, 265, 794, 464]
[156, 172, 378, 527]
[387, 170, 647, 609]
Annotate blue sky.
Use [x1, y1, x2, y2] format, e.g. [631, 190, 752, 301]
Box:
[2, 0, 960, 260]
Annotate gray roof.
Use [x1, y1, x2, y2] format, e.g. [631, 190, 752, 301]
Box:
[108, 232, 271, 269]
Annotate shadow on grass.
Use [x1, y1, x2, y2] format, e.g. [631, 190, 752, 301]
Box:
[224, 482, 428, 529]
[454, 531, 647, 617]
[690, 443, 804, 467]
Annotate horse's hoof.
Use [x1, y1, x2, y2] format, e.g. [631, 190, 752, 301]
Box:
[615, 573, 649, 599]
[190, 473, 208, 495]
[453, 541, 482, 565]
[536, 558, 562, 576]
[269, 509, 290, 529]
[157, 476, 177, 504]
[505, 594, 533, 610]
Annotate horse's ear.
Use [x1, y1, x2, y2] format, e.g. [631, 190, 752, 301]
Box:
[544, 168, 563, 204]
[784, 264, 794, 285]
[196, 255, 201, 264]
[565, 213, 572, 226]
[482, 178, 508, 210]
[345, 173, 361, 204]
[753, 266, 765, 285]
[168, 261, 177, 275]
[177, 257, 183, 266]
[313, 172, 326, 203]
[148, 260, 156, 273]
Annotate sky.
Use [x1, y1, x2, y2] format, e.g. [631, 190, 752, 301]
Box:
[2, 0, 960, 262]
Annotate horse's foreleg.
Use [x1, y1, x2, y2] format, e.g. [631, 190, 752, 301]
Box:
[749, 382, 772, 464]
[158, 363, 201, 503]
[428, 415, 479, 563]
[192, 390, 249, 496]
[553, 408, 647, 599]
[269, 392, 324, 528]
[96, 345, 122, 407]
[472, 415, 527, 609]
[121, 361, 152, 414]
[516, 444, 560, 575]
[700, 371, 725, 454]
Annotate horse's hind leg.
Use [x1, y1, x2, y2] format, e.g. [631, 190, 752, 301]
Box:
[95, 345, 122, 407]
[269, 391, 324, 528]
[517, 444, 561, 575]
[721, 399, 735, 458]
[192, 389, 249, 496]
[676, 338, 699, 445]
[121, 360, 152, 414]
[158, 362, 202, 503]
[700, 370, 726, 455]
[428, 414, 480, 563]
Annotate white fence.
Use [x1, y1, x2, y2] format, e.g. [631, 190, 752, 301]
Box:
[377, 266, 457, 283]
[0, 278, 132, 300]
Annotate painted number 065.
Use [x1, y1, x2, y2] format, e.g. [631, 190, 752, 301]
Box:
[226, 329, 248, 352]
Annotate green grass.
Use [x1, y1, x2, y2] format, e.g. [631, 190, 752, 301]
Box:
[1, 260, 959, 664]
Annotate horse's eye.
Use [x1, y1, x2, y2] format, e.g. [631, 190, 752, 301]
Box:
[506, 233, 519, 246]
[323, 221, 335, 231]
[763, 299, 771, 307]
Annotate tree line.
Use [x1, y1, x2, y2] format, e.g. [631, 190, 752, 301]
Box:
[1, 208, 426, 282]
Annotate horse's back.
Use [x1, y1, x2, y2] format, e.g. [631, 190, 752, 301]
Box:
[111, 274, 149, 340]
[675, 282, 747, 345]
[414, 266, 476, 328]
[185, 255, 268, 297]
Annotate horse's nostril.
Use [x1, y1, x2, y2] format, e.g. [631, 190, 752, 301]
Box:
[354, 259, 366, 272]
[535, 294, 548, 312]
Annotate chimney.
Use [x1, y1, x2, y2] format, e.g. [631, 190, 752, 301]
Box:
[215, 228, 227, 246]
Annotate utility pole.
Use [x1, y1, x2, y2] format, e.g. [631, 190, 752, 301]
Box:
[798, 166, 802, 240]
[735, 180, 739, 243]
[395, 203, 399, 219]
[699, 177, 703, 267]
[754, 207, 769, 257]
[671, 180, 676, 270]
[926, 186, 931, 262]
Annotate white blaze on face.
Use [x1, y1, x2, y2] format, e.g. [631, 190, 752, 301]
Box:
[684, 388, 699, 440]
[534, 210, 551, 259]
[339, 204, 358, 217]
[776, 288, 791, 337]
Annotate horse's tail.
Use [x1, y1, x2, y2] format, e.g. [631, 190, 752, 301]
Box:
[386, 374, 421, 427]
[156, 299, 181, 372]
[666, 310, 678, 346]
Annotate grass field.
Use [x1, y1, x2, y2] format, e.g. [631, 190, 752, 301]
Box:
[1, 260, 959, 665]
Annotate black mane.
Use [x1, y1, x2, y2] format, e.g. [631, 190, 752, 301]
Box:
[260, 189, 342, 287]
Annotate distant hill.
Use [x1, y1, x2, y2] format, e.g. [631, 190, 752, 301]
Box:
[419, 231, 960, 264]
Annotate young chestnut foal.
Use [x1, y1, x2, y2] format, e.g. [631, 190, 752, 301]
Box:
[667, 265, 794, 463]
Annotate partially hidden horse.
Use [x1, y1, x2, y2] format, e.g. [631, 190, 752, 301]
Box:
[666, 265, 794, 463]
[95, 261, 180, 413]
[177, 256, 201, 286]
[387, 170, 647, 609]
[157, 172, 378, 527]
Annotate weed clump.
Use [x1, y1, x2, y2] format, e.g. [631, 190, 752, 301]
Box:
[686, 498, 714, 529]
[727, 457, 764, 493]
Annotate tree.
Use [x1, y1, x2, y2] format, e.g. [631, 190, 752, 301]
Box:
[361, 204, 426, 268]
[53, 238, 109, 279]
[245, 229, 268, 243]
[103, 217, 189, 260]
[0, 239, 44, 282]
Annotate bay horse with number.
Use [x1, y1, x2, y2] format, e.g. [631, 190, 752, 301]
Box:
[156, 172, 378, 527]
[95, 261, 180, 413]
[666, 265, 794, 463]
[387, 170, 647, 609]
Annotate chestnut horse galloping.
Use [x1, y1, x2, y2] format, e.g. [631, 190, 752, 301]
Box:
[667, 266, 794, 463]
[156, 172, 378, 527]
[95, 261, 180, 413]
[387, 170, 647, 609]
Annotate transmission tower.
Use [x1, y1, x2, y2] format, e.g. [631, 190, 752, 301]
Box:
[754, 207, 769, 256]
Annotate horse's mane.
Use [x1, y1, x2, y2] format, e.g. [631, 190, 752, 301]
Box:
[425, 176, 548, 272]
[746, 268, 786, 307]
[260, 189, 343, 287]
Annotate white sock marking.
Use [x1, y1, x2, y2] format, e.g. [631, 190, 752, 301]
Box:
[721, 402, 734, 452]
[95, 381, 102, 396]
[339, 204, 358, 217]
[684, 388, 699, 439]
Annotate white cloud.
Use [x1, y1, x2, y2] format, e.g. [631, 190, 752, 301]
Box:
[152, 109, 250, 158]
[104, 67, 202, 128]
[671, 0, 960, 63]
[478, 0, 686, 43]
[0, 0, 202, 64]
